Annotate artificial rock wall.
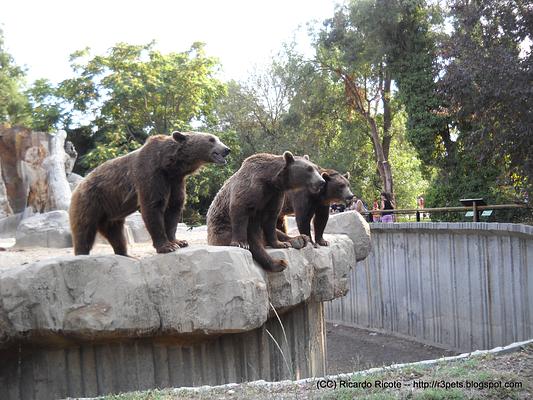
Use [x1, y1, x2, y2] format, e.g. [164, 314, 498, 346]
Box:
[0, 212, 370, 399]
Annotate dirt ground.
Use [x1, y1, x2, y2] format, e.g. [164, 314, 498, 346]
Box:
[326, 322, 458, 374]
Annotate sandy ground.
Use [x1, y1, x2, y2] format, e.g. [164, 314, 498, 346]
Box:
[326, 323, 458, 374]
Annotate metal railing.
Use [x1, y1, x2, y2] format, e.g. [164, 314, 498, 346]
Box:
[360, 203, 530, 222]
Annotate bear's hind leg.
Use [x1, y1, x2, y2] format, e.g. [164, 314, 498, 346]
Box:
[98, 219, 128, 256]
[73, 223, 98, 255]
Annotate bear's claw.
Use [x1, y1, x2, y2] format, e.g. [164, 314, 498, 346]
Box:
[230, 240, 249, 250]
[156, 241, 179, 253]
[270, 241, 290, 249]
[172, 239, 189, 248]
[267, 259, 288, 273]
[316, 238, 329, 246]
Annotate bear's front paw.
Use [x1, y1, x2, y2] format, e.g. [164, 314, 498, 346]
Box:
[230, 240, 249, 250]
[288, 234, 310, 249]
[270, 241, 290, 249]
[267, 259, 288, 273]
[316, 238, 329, 246]
[172, 239, 189, 248]
[156, 242, 179, 253]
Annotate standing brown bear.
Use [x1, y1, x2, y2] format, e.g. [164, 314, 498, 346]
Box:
[70, 131, 230, 255]
[277, 169, 353, 246]
[207, 152, 325, 272]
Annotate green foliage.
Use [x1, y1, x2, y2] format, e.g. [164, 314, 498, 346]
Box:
[185, 130, 241, 221]
[81, 131, 141, 169]
[387, 0, 450, 168]
[25, 78, 64, 132]
[388, 111, 431, 209]
[0, 28, 31, 125]
[59, 41, 226, 170]
[442, 0, 533, 190]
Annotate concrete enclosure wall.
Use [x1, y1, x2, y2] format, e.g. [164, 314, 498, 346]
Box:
[0, 302, 325, 400]
[326, 222, 533, 353]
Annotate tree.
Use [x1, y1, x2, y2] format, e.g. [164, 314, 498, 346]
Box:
[442, 0, 533, 191]
[0, 28, 31, 126]
[25, 78, 64, 132]
[316, 0, 401, 195]
[387, 0, 452, 168]
[58, 41, 226, 169]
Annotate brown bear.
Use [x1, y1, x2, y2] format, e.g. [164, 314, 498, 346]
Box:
[277, 169, 353, 246]
[70, 131, 230, 255]
[207, 152, 325, 272]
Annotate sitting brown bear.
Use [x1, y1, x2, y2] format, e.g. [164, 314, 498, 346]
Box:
[70, 131, 230, 255]
[207, 152, 325, 272]
[277, 169, 353, 246]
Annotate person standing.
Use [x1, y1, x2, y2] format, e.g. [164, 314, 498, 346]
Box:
[372, 199, 380, 222]
[380, 192, 395, 223]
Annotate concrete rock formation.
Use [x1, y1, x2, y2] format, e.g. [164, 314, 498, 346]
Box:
[14, 210, 72, 248]
[0, 211, 371, 399]
[325, 211, 371, 261]
[0, 126, 76, 214]
[0, 235, 358, 344]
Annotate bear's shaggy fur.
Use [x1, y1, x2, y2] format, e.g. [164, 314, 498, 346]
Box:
[277, 169, 353, 246]
[70, 131, 230, 255]
[207, 152, 325, 272]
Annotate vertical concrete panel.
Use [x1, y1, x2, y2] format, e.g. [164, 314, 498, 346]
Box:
[94, 345, 115, 395]
[65, 348, 82, 397]
[511, 237, 525, 342]
[181, 347, 194, 385]
[80, 345, 98, 397]
[5, 356, 21, 400]
[19, 352, 34, 400]
[486, 235, 503, 346]
[120, 342, 139, 392]
[525, 239, 533, 339]
[499, 235, 515, 344]
[468, 234, 485, 350]
[167, 346, 185, 388]
[434, 233, 453, 346]
[108, 343, 128, 393]
[46, 349, 68, 400]
[32, 349, 50, 400]
[152, 344, 170, 389]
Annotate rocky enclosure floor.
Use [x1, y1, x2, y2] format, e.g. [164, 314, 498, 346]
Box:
[0, 227, 209, 270]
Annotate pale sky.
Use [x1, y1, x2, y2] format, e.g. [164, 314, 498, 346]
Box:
[2, 0, 340, 84]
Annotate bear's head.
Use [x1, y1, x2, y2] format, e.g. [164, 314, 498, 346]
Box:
[281, 151, 325, 194]
[321, 169, 354, 203]
[172, 131, 231, 165]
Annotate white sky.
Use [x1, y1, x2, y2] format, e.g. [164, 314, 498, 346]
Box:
[2, 0, 340, 84]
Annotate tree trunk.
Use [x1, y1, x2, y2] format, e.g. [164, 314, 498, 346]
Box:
[382, 72, 392, 160]
[368, 118, 394, 195]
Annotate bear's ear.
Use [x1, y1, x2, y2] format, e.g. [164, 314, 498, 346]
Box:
[343, 172, 351, 180]
[172, 131, 187, 142]
[283, 151, 295, 165]
[322, 172, 331, 181]
[303, 154, 310, 160]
